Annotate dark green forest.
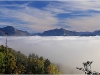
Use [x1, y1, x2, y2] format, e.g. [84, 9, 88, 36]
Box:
[0, 45, 61, 74]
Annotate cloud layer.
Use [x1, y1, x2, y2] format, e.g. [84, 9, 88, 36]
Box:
[0, 36, 100, 73]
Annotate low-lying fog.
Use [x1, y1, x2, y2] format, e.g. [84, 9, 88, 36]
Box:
[0, 36, 100, 74]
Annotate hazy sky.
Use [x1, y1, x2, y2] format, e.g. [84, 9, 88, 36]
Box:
[0, 0, 100, 33]
[0, 36, 100, 73]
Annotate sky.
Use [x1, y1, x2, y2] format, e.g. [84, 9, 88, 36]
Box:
[0, 0, 100, 33]
[1, 36, 100, 74]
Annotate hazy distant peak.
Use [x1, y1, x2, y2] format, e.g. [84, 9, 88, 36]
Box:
[60, 28, 65, 30]
[5, 26, 17, 32]
[0, 26, 31, 36]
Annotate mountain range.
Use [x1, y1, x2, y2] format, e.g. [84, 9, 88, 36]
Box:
[0, 26, 31, 36]
[0, 26, 100, 36]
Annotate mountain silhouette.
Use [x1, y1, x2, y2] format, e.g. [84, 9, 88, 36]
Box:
[0, 26, 100, 36]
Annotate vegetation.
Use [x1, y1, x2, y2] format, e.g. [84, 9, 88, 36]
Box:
[76, 61, 100, 75]
[0, 45, 61, 74]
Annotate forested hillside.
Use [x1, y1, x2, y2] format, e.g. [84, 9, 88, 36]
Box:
[0, 45, 61, 74]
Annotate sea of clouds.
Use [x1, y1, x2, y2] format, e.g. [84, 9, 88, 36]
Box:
[0, 36, 100, 74]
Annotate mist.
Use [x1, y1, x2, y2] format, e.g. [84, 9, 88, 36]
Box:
[0, 36, 100, 74]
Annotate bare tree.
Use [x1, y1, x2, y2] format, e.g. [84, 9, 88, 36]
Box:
[76, 61, 100, 75]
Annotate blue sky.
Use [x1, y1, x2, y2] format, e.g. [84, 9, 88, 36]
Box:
[0, 0, 100, 33]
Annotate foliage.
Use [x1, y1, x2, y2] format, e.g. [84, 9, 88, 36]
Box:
[0, 45, 16, 74]
[0, 45, 61, 74]
[0, 52, 5, 73]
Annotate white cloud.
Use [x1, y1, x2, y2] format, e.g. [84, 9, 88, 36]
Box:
[0, 3, 59, 32]
[43, 1, 100, 31]
[69, 1, 100, 11]
[1, 1, 100, 32]
[44, 2, 72, 14]
[61, 13, 100, 31]
[16, 7, 59, 31]
[45, 1, 100, 14]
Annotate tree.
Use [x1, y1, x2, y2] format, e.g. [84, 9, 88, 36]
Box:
[76, 61, 100, 75]
[0, 52, 5, 73]
[44, 59, 51, 73]
[5, 52, 16, 73]
[0, 45, 62, 74]
[0, 45, 17, 74]
[47, 64, 61, 74]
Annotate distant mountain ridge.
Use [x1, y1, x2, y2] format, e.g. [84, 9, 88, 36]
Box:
[0, 26, 100, 36]
[38, 28, 78, 36]
[0, 26, 31, 36]
[33, 28, 97, 36]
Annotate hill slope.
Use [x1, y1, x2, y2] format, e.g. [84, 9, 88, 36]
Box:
[0, 45, 61, 74]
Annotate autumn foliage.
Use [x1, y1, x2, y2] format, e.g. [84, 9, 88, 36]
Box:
[0, 45, 61, 74]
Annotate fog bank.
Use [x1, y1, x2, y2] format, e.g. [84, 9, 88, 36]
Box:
[0, 36, 100, 74]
